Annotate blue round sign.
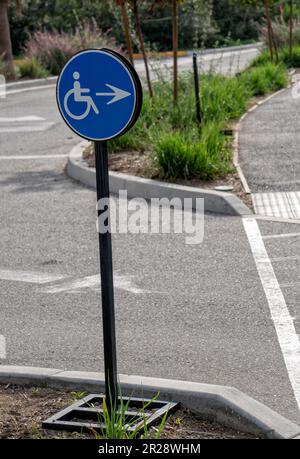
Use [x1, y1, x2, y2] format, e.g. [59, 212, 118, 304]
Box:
[57, 49, 142, 141]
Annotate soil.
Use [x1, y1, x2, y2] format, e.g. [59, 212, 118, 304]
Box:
[0, 385, 261, 439]
[83, 145, 253, 210]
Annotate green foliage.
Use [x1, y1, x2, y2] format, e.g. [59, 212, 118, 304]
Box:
[23, 22, 120, 75]
[17, 57, 49, 79]
[251, 45, 300, 69]
[110, 60, 287, 180]
[9, 0, 263, 56]
[280, 45, 300, 67]
[211, 0, 263, 46]
[8, 1, 120, 56]
[154, 126, 232, 180]
[240, 62, 288, 95]
[92, 393, 169, 439]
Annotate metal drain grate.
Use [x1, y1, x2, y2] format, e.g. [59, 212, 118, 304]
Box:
[42, 394, 179, 434]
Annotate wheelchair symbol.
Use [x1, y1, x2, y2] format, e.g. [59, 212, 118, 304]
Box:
[64, 72, 132, 121]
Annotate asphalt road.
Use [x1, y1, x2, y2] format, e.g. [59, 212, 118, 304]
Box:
[135, 45, 262, 79]
[239, 87, 300, 193]
[1, 47, 300, 424]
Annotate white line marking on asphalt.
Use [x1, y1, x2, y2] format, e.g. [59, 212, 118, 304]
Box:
[43, 273, 159, 295]
[0, 154, 68, 160]
[6, 84, 56, 96]
[0, 116, 45, 122]
[0, 123, 55, 133]
[243, 217, 300, 412]
[0, 269, 66, 284]
[0, 335, 6, 359]
[263, 232, 300, 240]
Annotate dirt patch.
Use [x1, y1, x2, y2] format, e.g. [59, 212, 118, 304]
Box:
[0, 385, 260, 439]
[83, 145, 253, 210]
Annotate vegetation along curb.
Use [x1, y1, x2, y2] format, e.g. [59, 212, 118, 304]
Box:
[0, 365, 299, 439]
[67, 141, 252, 217]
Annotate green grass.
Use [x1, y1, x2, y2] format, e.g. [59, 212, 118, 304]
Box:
[17, 57, 49, 79]
[251, 45, 300, 69]
[240, 62, 287, 96]
[154, 125, 232, 180]
[109, 60, 287, 180]
[92, 392, 169, 439]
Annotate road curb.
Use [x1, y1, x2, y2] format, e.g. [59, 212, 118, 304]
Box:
[67, 141, 252, 217]
[193, 42, 263, 57]
[0, 364, 299, 439]
[6, 76, 57, 92]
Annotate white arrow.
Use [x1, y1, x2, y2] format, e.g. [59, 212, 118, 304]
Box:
[96, 84, 131, 105]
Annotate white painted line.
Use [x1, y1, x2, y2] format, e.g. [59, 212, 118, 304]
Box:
[0, 269, 66, 284]
[243, 217, 300, 412]
[6, 84, 56, 96]
[44, 273, 161, 295]
[0, 154, 68, 160]
[0, 122, 55, 133]
[263, 232, 300, 240]
[0, 115, 45, 122]
[255, 214, 300, 225]
[0, 335, 6, 359]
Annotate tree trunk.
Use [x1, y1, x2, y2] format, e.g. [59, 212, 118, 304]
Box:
[289, 0, 293, 59]
[0, 0, 15, 80]
[132, 0, 153, 98]
[263, 0, 273, 62]
[172, 0, 178, 104]
[120, 0, 134, 67]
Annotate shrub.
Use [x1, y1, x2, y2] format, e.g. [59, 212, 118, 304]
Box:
[240, 62, 287, 96]
[251, 45, 300, 69]
[261, 20, 300, 49]
[111, 59, 287, 180]
[154, 126, 232, 180]
[280, 45, 300, 68]
[23, 21, 122, 75]
[17, 58, 49, 79]
[200, 74, 251, 123]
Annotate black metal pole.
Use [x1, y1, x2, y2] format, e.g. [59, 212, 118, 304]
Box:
[95, 140, 118, 415]
[193, 52, 201, 125]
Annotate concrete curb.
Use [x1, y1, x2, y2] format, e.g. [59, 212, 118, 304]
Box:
[6, 76, 57, 92]
[0, 364, 299, 439]
[192, 42, 263, 57]
[67, 141, 252, 217]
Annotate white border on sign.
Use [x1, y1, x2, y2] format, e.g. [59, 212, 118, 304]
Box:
[56, 49, 138, 141]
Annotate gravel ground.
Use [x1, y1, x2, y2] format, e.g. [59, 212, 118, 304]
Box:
[0, 385, 260, 439]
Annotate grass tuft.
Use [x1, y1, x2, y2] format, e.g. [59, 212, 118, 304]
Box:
[17, 57, 49, 79]
[109, 59, 287, 180]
